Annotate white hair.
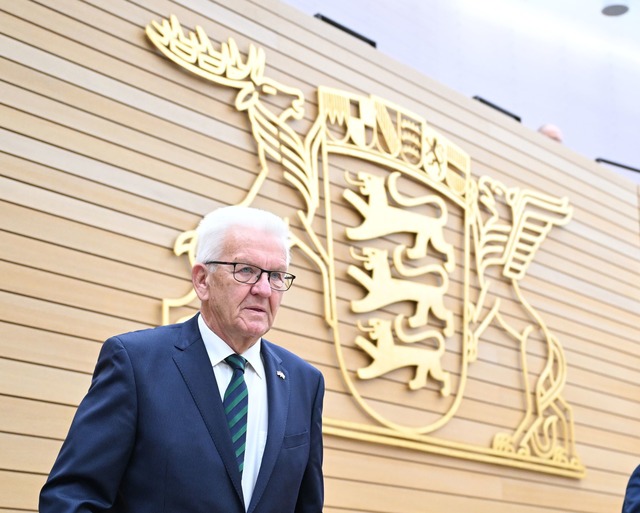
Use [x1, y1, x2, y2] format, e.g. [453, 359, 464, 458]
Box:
[195, 206, 291, 265]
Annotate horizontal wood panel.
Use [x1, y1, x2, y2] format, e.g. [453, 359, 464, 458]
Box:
[0, 174, 178, 248]
[0, 260, 160, 325]
[0, 432, 61, 474]
[0, 395, 75, 440]
[324, 446, 503, 500]
[0, 202, 187, 280]
[0, 358, 90, 406]
[0, 86, 257, 210]
[323, 434, 631, 495]
[0, 143, 200, 231]
[324, 475, 605, 513]
[0, 321, 100, 372]
[324, 446, 619, 513]
[0, 470, 45, 510]
[0, 231, 187, 301]
[0, 292, 149, 342]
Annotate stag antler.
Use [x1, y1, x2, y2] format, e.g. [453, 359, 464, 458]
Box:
[149, 15, 333, 326]
[146, 15, 264, 89]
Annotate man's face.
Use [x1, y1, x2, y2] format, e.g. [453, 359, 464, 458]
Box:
[194, 226, 288, 352]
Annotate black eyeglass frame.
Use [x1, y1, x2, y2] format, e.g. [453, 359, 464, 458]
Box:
[205, 261, 296, 291]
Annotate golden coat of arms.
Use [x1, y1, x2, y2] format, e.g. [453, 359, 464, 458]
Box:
[146, 15, 583, 477]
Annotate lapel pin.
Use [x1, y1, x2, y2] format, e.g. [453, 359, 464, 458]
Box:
[277, 371, 285, 380]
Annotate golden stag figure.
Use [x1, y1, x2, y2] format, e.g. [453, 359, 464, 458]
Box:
[147, 15, 326, 324]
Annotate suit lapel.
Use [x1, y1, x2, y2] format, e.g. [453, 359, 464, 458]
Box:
[171, 316, 244, 501]
[248, 341, 289, 513]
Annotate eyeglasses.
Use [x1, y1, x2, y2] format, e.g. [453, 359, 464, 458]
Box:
[205, 261, 296, 291]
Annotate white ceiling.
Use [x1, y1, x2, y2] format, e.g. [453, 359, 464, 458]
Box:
[281, 0, 640, 184]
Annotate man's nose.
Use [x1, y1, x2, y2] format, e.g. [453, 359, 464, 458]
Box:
[251, 271, 273, 295]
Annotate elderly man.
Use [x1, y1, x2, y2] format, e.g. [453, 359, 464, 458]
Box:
[40, 206, 325, 513]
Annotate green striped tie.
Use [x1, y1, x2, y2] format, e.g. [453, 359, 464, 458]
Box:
[223, 354, 248, 474]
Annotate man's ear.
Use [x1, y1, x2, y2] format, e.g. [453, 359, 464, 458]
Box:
[192, 263, 210, 301]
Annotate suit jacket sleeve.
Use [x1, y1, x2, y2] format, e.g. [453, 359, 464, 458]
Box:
[295, 370, 325, 513]
[623, 465, 640, 513]
[39, 336, 137, 512]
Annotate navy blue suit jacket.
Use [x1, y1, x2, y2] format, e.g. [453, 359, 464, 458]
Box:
[623, 465, 640, 513]
[40, 315, 324, 513]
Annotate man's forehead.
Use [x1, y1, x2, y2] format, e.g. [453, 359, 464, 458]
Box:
[222, 230, 286, 260]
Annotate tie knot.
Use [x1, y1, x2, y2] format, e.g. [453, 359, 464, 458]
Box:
[225, 354, 246, 373]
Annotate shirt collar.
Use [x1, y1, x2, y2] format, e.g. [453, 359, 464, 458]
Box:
[197, 314, 264, 379]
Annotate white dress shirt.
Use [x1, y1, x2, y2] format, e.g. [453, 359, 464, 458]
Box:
[198, 315, 269, 510]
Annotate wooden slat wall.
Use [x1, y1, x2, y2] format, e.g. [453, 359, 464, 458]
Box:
[1, 0, 639, 511]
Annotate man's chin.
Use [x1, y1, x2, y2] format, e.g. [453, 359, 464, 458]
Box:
[241, 319, 271, 338]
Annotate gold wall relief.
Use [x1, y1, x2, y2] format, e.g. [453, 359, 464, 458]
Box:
[147, 15, 583, 477]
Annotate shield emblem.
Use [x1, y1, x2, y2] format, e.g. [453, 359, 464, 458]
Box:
[317, 88, 473, 434]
